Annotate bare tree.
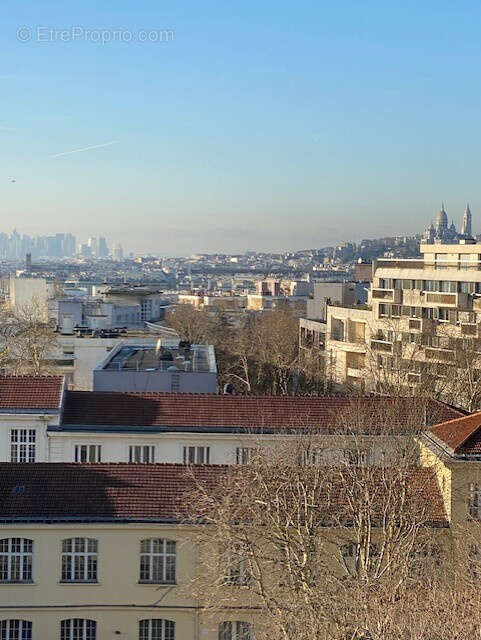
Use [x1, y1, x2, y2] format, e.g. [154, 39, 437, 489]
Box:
[0, 300, 59, 375]
[184, 401, 446, 640]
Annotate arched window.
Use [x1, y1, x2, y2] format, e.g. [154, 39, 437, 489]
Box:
[0, 539, 33, 582]
[60, 619, 96, 640]
[61, 538, 98, 582]
[139, 539, 176, 584]
[139, 619, 175, 640]
[218, 621, 254, 640]
[0, 620, 32, 640]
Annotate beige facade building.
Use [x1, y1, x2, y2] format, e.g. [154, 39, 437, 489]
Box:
[0, 463, 257, 640]
[324, 240, 481, 398]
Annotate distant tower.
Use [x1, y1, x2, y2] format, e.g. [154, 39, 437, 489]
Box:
[436, 203, 448, 235]
[461, 203, 472, 237]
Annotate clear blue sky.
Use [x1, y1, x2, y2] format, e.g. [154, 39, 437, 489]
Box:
[1, 0, 481, 255]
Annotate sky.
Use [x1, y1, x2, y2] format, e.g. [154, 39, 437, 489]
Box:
[1, 1, 481, 255]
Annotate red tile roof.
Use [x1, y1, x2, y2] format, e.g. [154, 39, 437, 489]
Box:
[0, 463, 221, 522]
[0, 376, 64, 410]
[61, 392, 462, 431]
[0, 463, 448, 526]
[430, 412, 481, 455]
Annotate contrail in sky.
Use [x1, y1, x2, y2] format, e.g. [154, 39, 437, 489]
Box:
[50, 140, 119, 158]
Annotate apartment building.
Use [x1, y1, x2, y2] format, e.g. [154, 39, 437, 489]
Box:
[324, 240, 481, 397]
[0, 376, 462, 466]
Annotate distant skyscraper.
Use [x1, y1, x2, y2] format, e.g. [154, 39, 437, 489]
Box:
[461, 203, 472, 237]
[98, 236, 109, 258]
[63, 233, 76, 257]
[112, 243, 123, 261]
[87, 237, 98, 257]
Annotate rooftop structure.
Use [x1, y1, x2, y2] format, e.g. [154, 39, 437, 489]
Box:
[93, 340, 217, 393]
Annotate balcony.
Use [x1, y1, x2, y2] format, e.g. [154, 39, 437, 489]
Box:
[370, 339, 393, 353]
[402, 290, 424, 306]
[425, 347, 456, 363]
[371, 288, 402, 303]
[424, 291, 470, 309]
[375, 259, 425, 269]
[347, 367, 364, 378]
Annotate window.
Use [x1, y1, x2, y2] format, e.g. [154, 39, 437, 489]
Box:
[225, 546, 250, 586]
[469, 483, 481, 519]
[438, 308, 450, 321]
[10, 430, 35, 463]
[183, 446, 210, 464]
[139, 619, 175, 640]
[170, 374, 181, 393]
[60, 619, 96, 640]
[218, 621, 254, 640]
[235, 448, 255, 465]
[0, 620, 32, 640]
[139, 539, 176, 584]
[342, 542, 357, 558]
[0, 539, 33, 582]
[344, 449, 369, 467]
[439, 281, 457, 293]
[129, 445, 155, 463]
[74, 445, 101, 463]
[61, 538, 98, 582]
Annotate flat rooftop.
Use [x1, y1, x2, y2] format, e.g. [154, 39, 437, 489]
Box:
[100, 343, 216, 373]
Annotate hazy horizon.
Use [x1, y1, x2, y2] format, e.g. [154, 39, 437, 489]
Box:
[2, 1, 481, 254]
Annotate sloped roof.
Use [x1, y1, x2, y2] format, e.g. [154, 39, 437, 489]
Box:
[60, 392, 462, 432]
[0, 463, 448, 526]
[0, 376, 64, 411]
[0, 463, 219, 522]
[430, 411, 481, 455]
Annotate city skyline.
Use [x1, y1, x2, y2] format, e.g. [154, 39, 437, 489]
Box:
[3, 1, 481, 253]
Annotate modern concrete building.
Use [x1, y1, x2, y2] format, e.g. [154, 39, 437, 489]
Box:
[92, 341, 218, 393]
[99, 286, 168, 323]
[5, 276, 49, 313]
[323, 239, 481, 396]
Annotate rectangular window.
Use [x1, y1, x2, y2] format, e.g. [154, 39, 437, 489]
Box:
[423, 280, 436, 292]
[10, 429, 36, 463]
[438, 308, 450, 321]
[129, 445, 155, 463]
[61, 538, 98, 582]
[183, 446, 210, 464]
[344, 449, 369, 467]
[170, 373, 181, 392]
[469, 483, 481, 519]
[74, 445, 102, 463]
[235, 447, 255, 464]
[139, 539, 176, 584]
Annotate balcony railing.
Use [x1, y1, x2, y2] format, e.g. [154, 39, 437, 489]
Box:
[375, 259, 425, 269]
[371, 288, 402, 303]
